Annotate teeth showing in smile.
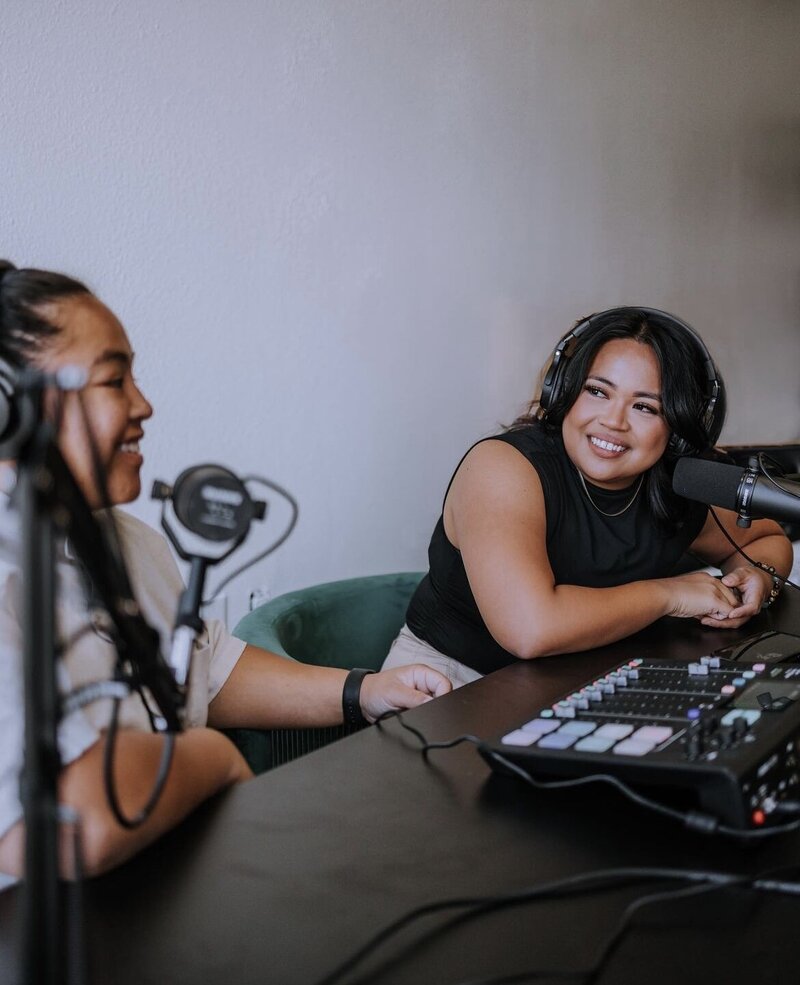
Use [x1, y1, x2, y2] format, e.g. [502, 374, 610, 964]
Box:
[590, 436, 626, 453]
[119, 441, 140, 454]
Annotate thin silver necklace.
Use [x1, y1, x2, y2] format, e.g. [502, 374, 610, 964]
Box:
[576, 470, 644, 517]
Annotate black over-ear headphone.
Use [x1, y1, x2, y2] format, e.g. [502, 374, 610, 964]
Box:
[538, 306, 723, 457]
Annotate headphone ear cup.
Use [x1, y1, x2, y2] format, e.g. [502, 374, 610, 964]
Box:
[0, 359, 17, 442]
[667, 374, 725, 459]
[668, 434, 691, 457]
[539, 349, 567, 415]
[539, 317, 595, 417]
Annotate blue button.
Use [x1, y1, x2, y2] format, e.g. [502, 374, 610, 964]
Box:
[521, 718, 560, 735]
[594, 723, 634, 740]
[537, 732, 578, 750]
[574, 735, 615, 753]
[613, 738, 655, 757]
[501, 729, 539, 747]
[720, 709, 761, 727]
[559, 720, 597, 737]
[733, 677, 746, 687]
[687, 708, 701, 720]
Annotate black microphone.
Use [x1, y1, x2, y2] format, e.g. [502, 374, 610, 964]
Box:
[152, 465, 267, 693]
[673, 457, 800, 527]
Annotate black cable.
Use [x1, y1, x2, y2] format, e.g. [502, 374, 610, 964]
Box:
[707, 504, 800, 594]
[379, 711, 800, 839]
[756, 452, 800, 501]
[581, 878, 739, 985]
[378, 713, 704, 830]
[102, 696, 175, 829]
[484, 743, 800, 840]
[323, 718, 800, 985]
[454, 971, 582, 984]
[202, 474, 299, 604]
[583, 865, 800, 985]
[311, 865, 744, 985]
[464, 877, 756, 985]
[375, 709, 484, 759]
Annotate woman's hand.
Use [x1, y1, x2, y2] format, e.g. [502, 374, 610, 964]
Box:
[686, 508, 792, 630]
[660, 571, 748, 626]
[359, 664, 451, 722]
[705, 565, 774, 627]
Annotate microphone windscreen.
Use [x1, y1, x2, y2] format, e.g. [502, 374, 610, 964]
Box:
[672, 457, 742, 510]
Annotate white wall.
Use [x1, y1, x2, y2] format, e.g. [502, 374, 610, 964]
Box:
[1, 0, 799, 625]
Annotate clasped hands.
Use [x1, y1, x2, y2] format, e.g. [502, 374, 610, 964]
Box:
[698, 565, 774, 629]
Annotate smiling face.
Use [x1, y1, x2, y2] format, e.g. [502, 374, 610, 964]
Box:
[35, 294, 153, 508]
[561, 337, 670, 490]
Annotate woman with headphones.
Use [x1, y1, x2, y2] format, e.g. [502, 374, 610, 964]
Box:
[383, 307, 793, 687]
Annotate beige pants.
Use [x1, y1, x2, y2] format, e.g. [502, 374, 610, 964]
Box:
[382, 624, 483, 689]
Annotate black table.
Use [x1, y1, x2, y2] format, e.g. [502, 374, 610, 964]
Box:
[3, 603, 800, 985]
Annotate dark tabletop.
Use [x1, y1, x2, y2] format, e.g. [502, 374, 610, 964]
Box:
[2, 602, 800, 985]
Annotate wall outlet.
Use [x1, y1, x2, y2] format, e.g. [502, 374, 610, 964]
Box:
[249, 585, 272, 611]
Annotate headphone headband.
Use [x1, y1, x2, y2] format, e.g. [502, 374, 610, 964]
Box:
[538, 306, 723, 456]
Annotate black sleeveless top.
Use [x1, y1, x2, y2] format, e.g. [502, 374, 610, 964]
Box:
[406, 425, 708, 674]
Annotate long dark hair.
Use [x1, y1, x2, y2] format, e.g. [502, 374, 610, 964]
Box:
[0, 260, 91, 367]
[509, 307, 727, 528]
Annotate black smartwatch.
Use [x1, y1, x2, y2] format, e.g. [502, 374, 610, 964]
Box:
[342, 668, 376, 727]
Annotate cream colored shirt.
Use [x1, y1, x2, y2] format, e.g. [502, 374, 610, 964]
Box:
[0, 498, 245, 855]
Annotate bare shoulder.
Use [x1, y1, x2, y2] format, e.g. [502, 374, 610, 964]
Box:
[445, 439, 545, 547]
[450, 438, 543, 501]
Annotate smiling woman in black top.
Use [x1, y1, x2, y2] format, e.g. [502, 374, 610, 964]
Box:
[383, 307, 792, 685]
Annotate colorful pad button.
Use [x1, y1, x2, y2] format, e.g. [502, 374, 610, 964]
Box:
[537, 731, 578, 750]
[612, 738, 655, 757]
[521, 718, 561, 735]
[720, 709, 761, 727]
[501, 729, 540, 747]
[558, 720, 597, 737]
[632, 726, 673, 744]
[594, 723, 634, 740]
[573, 735, 616, 753]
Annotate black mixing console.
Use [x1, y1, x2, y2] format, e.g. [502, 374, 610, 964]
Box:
[482, 656, 800, 829]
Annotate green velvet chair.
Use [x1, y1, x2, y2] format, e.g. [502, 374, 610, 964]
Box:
[224, 571, 424, 773]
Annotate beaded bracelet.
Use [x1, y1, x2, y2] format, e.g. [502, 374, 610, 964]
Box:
[759, 565, 782, 609]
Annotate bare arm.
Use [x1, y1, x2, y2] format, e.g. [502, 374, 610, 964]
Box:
[0, 654, 450, 879]
[0, 726, 252, 880]
[208, 646, 350, 728]
[207, 645, 451, 730]
[445, 440, 746, 658]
